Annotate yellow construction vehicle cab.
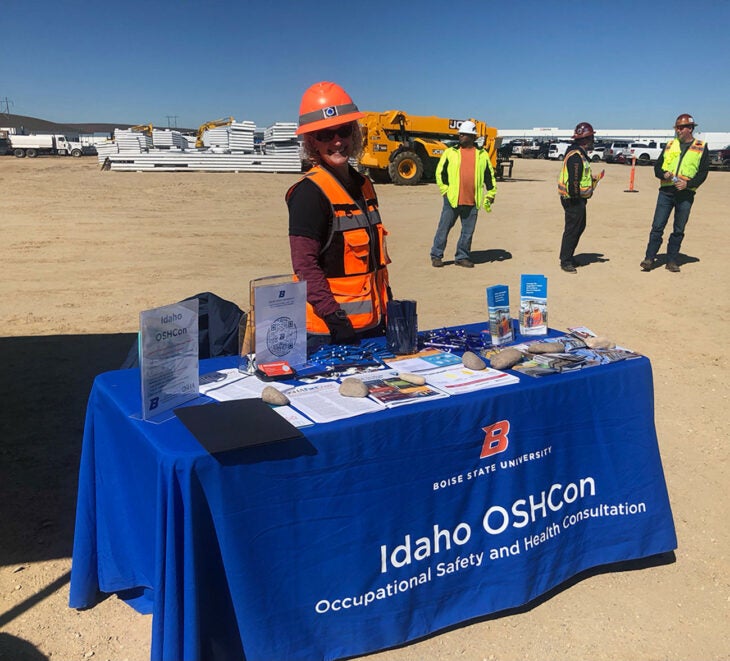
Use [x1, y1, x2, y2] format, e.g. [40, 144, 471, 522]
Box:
[129, 124, 154, 135]
[358, 111, 498, 185]
[195, 117, 234, 148]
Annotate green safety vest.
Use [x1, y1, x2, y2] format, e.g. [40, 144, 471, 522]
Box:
[558, 149, 593, 199]
[660, 139, 705, 191]
[436, 146, 496, 210]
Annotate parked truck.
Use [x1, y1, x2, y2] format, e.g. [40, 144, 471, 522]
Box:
[357, 111, 498, 185]
[8, 134, 85, 158]
[621, 140, 667, 165]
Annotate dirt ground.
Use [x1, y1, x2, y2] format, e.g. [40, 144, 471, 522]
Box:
[0, 156, 727, 661]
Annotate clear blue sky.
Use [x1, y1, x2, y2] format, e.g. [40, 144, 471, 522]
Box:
[2, 0, 729, 132]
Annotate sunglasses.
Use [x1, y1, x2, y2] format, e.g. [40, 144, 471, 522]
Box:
[313, 124, 354, 142]
[676, 125, 694, 130]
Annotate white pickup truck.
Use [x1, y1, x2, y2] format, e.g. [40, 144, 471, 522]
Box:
[549, 142, 604, 162]
[621, 140, 667, 165]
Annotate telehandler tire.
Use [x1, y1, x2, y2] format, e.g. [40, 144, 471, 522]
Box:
[388, 151, 423, 185]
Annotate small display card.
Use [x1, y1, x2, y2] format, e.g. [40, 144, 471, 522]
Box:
[140, 299, 199, 420]
[486, 284, 513, 346]
[253, 279, 307, 368]
[519, 274, 548, 336]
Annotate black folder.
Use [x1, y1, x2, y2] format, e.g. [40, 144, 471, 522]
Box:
[174, 399, 303, 454]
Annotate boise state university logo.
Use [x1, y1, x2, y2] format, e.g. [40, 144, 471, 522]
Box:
[480, 420, 510, 458]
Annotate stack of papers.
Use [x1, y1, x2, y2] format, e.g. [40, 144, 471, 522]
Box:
[197, 348, 520, 427]
[285, 381, 383, 423]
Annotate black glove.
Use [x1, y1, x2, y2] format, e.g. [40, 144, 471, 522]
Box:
[324, 310, 359, 345]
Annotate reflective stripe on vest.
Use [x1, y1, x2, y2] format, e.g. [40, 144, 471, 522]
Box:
[286, 166, 391, 335]
[660, 139, 705, 191]
[557, 149, 593, 198]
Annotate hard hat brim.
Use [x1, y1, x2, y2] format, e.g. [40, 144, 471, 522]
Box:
[296, 110, 366, 136]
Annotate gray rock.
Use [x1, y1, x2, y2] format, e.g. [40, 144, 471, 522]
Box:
[488, 347, 523, 369]
[398, 372, 426, 385]
[526, 341, 565, 354]
[462, 350, 486, 370]
[339, 377, 369, 398]
[261, 385, 290, 406]
[585, 335, 615, 349]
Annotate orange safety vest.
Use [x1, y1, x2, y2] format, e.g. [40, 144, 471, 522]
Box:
[286, 166, 391, 335]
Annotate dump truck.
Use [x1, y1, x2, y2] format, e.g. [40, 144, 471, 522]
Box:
[357, 111, 499, 185]
[9, 134, 85, 158]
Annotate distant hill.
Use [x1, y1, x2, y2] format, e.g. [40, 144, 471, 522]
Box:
[0, 113, 193, 136]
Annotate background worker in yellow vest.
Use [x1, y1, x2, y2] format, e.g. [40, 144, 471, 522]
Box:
[430, 121, 496, 268]
[287, 81, 392, 350]
[640, 114, 709, 273]
[557, 122, 601, 274]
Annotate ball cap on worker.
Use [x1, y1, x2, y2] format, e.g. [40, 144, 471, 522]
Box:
[458, 120, 478, 136]
[675, 113, 697, 128]
[296, 81, 365, 135]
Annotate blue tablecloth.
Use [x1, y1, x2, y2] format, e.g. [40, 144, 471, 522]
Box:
[70, 327, 677, 661]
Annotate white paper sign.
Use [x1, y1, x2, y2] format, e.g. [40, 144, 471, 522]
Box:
[139, 299, 199, 420]
[254, 280, 306, 368]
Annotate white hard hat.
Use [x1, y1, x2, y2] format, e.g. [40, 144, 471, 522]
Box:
[458, 120, 477, 135]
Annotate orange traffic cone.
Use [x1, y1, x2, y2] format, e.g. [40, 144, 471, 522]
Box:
[624, 156, 639, 193]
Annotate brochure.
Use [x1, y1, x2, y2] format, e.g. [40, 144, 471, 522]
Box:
[384, 348, 463, 373]
[519, 274, 548, 336]
[286, 381, 384, 423]
[486, 284, 513, 346]
[423, 364, 519, 395]
[357, 370, 449, 408]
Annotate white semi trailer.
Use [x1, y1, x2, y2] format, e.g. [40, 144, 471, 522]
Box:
[8, 134, 85, 157]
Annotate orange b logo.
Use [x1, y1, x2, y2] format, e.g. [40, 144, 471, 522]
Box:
[480, 420, 510, 458]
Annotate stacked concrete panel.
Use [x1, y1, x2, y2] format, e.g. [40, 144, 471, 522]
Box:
[101, 118, 304, 172]
[229, 121, 256, 152]
[152, 129, 186, 149]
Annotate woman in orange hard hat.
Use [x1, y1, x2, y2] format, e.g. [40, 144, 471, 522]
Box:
[286, 81, 392, 349]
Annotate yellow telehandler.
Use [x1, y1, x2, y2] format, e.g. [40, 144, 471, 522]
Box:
[357, 111, 498, 185]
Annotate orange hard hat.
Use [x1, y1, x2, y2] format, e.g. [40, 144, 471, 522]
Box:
[674, 113, 697, 128]
[572, 122, 595, 140]
[295, 81, 365, 135]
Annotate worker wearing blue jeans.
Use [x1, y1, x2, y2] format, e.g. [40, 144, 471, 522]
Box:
[430, 120, 496, 268]
[645, 191, 694, 267]
[640, 114, 709, 273]
[431, 200, 479, 264]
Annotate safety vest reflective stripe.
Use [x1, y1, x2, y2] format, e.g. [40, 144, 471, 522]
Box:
[558, 149, 593, 198]
[340, 299, 373, 315]
[287, 166, 390, 335]
[660, 139, 705, 191]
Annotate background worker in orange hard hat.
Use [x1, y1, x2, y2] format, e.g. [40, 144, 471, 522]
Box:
[557, 122, 601, 273]
[286, 81, 392, 350]
[640, 114, 709, 273]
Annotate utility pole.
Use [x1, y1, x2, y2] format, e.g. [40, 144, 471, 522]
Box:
[166, 115, 178, 129]
[0, 97, 12, 118]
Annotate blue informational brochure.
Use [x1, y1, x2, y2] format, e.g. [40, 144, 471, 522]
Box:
[519, 274, 548, 336]
[486, 284, 513, 346]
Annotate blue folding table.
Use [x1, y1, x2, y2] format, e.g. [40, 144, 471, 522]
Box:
[70, 325, 676, 661]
